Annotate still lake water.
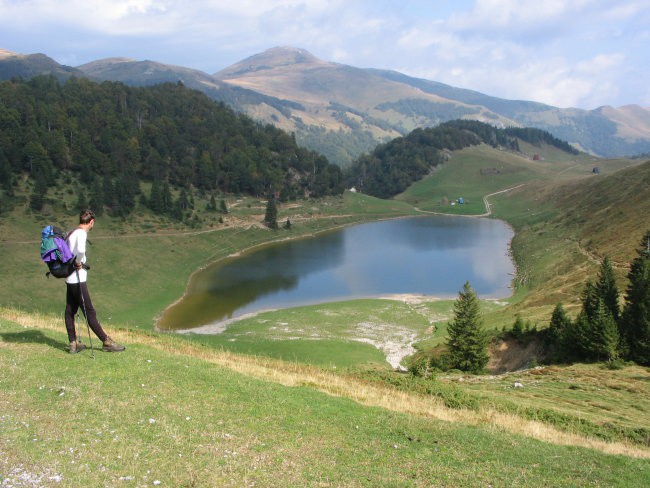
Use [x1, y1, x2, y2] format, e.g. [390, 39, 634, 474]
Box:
[158, 216, 515, 331]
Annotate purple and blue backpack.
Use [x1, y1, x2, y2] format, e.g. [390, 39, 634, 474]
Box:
[40, 225, 77, 278]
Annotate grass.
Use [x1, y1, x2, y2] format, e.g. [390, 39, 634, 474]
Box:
[2, 310, 650, 487]
[2, 145, 650, 485]
[394, 144, 591, 215]
[180, 298, 461, 369]
[454, 363, 650, 444]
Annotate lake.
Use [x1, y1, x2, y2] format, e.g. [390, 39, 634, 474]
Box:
[157, 215, 515, 331]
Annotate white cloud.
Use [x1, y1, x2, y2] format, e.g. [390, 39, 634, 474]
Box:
[1, 0, 175, 34]
[0, 0, 648, 107]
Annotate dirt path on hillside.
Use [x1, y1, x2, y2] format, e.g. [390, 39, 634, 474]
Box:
[413, 184, 525, 218]
[3, 184, 525, 246]
[1, 213, 358, 245]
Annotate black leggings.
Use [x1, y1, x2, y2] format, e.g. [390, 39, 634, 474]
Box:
[65, 282, 108, 343]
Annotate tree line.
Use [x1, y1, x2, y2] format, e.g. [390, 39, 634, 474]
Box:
[345, 120, 579, 199]
[546, 231, 650, 366]
[0, 75, 344, 218]
[422, 231, 650, 376]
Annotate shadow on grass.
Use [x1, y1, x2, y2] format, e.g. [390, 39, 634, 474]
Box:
[0, 329, 67, 352]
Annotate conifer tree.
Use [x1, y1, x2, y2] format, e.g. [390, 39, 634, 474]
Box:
[444, 282, 489, 373]
[548, 303, 572, 344]
[148, 179, 164, 213]
[580, 281, 600, 322]
[161, 182, 173, 214]
[264, 196, 278, 229]
[574, 278, 621, 362]
[620, 231, 650, 365]
[548, 303, 574, 360]
[511, 315, 525, 339]
[575, 300, 619, 362]
[596, 256, 620, 321]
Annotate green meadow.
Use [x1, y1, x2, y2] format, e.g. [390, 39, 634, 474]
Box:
[2, 312, 649, 487]
[2, 143, 650, 486]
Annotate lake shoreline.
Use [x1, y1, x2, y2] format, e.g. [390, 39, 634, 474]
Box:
[157, 212, 515, 332]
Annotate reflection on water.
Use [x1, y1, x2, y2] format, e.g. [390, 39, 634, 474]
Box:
[158, 216, 514, 330]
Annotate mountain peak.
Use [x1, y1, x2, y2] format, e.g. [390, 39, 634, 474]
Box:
[215, 46, 324, 78]
[0, 49, 18, 59]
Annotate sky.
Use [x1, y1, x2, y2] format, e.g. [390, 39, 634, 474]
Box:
[1, 0, 649, 109]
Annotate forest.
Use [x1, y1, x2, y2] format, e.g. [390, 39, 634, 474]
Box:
[345, 119, 579, 198]
[0, 75, 344, 217]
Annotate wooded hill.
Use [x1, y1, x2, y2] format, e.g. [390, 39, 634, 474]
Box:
[345, 120, 579, 198]
[0, 76, 344, 218]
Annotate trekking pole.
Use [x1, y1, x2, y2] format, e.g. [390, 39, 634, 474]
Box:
[76, 267, 95, 359]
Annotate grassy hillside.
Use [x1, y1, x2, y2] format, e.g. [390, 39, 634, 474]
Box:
[396, 144, 647, 321]
[489, 159, 650, 318]
[2, 309, 649, 487]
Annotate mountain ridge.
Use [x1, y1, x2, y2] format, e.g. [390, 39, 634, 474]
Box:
[2, 46, 649, 163]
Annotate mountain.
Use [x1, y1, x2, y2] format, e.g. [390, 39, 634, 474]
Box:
[0, 49, 85, 81]
[2, 46, 650, 163]
[213, 47, 515, 163]
[76, 56, 306, 119]
[215, 47, 650, 161]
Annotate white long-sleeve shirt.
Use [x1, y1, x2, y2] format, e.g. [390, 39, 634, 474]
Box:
[65, 228, 88, 284]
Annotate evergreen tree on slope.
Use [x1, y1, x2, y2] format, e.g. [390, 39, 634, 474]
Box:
[444, 282, 489, 373]
[620, 231, 650, 365]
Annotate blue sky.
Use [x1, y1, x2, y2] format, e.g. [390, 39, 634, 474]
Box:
[1, 0, 648, 109]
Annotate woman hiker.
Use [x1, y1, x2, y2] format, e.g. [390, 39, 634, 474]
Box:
[65, 209, 125, 353]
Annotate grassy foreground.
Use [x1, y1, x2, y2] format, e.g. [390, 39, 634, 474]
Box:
[2, 309, 650, 487]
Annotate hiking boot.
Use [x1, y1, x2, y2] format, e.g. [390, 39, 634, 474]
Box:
[69, 341, 87, 354]
[102, 337, 125, 352]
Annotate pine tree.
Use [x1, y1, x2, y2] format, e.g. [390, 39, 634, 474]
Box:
[219, 198, 228, 214]
[511, 315, 525, 339]
[596, 256, 620, 321]
[574, 278, 621, 362]
[444, 282, 489, 373]
[264, 196, 278, 229]
[620, 231, 650, 365]
[580, 281, 600, 322]
[588, 300, 620, 362]
[206, 194, 216, 212]
[548, 303, 574, 361]
[161, 182, 173, 214]
[548, 303, 572, 344]
[575, 300, 619, 362]
[149, 179, 164, 213]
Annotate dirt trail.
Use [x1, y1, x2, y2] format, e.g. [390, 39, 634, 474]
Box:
[414, 184, 525, 217]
